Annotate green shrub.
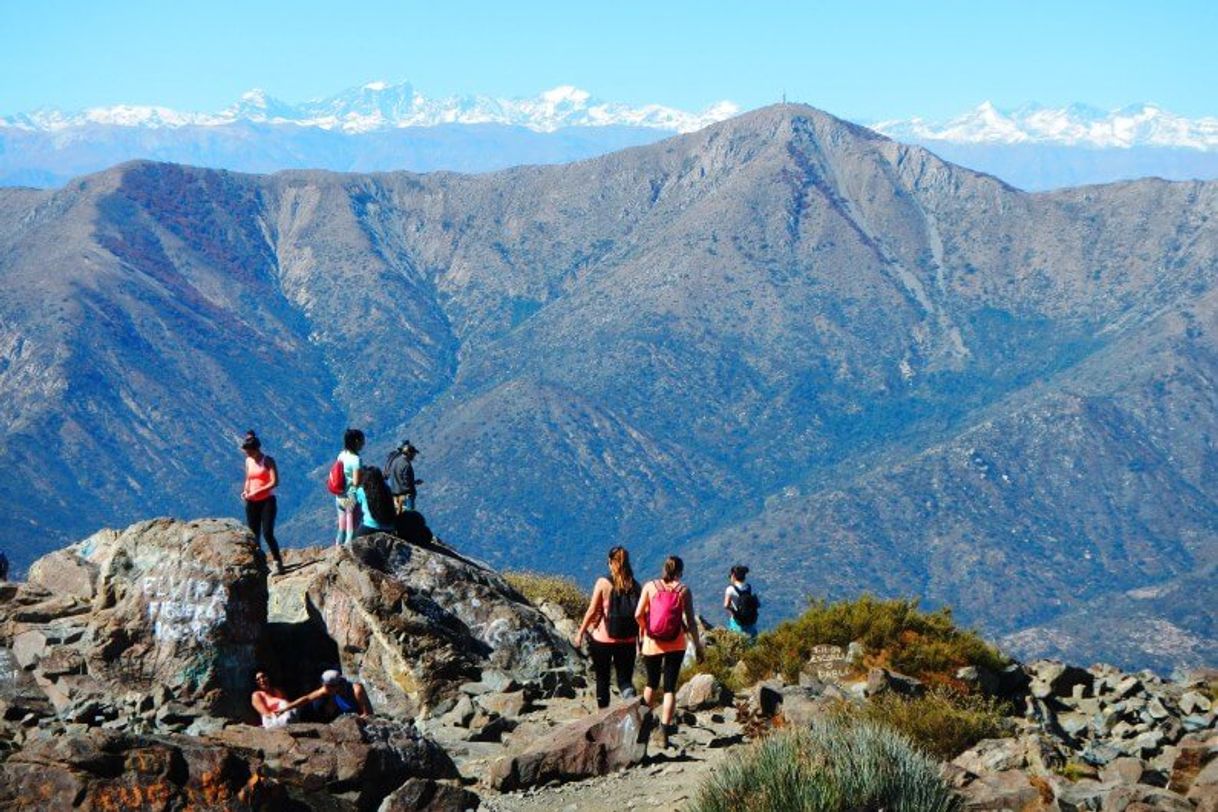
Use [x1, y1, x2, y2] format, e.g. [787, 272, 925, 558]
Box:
[832, 689, 1012, 760]
[503, 571, 589, 620]
[691, 717, 960, 812]
[722, 595, 1007, 686]
[681, 627, 754, 690]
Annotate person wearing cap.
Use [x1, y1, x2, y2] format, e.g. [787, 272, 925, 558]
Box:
[240, 429, 285, 574]
[384, 440, 423, 514]
[284, 668, 373, 720]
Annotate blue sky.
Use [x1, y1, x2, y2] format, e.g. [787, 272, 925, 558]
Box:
[1, 0, 1214, 121]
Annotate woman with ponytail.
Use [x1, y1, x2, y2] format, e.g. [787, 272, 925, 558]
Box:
[573, 546, 641, 708]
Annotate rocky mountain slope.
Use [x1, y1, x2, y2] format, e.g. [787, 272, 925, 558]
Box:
[0, 104, 1216, 670]
[0, 521, 1214, 810]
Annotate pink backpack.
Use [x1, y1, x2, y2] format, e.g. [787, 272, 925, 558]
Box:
[647, 581, 685, 641]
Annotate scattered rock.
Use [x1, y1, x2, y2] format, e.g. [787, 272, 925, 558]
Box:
[865, 667, 925, 698]
[958, 769, 1054, 811]
[379, 777, 481, 811]
[489, 699, 649, 791]
[675, 673, 731, 711]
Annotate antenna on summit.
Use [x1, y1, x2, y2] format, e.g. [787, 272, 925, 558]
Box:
[782, 90, 787, 105]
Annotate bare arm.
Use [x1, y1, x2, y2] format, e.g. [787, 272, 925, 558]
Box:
[282, 686, 327, 712]
[634, 583, 651, 641]
[573, 579, 607, 644]
[684, 588, 704, 655]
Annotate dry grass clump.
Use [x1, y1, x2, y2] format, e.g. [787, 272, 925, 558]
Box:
[831, 689, 1012, 760]
[691, 717, 960, 812]
[503, 571, 589, 620]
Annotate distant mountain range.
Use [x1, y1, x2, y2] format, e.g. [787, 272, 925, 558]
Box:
[1, 82, 738, 134]
[0, 104, 1215, 673]
[872, 101, 1218, 150]
[3, 84, 1218, 190]
[872, 102, 1218, 190]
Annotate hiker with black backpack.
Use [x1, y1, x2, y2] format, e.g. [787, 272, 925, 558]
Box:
[328, 429, 365, 546]
[573, 546, 641, 709]
[635, 555, 704, 748]
[724, 564, 760, 638]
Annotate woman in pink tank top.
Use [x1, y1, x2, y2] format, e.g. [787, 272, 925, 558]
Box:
[240, 430, 285, 574]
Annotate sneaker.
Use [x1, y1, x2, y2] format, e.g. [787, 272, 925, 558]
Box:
[275, 562, 287, 576]
[620, 686, 636, 699]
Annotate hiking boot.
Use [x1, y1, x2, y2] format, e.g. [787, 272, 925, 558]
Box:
[653, 724, 669, 749]
[275, 562, 287, 576]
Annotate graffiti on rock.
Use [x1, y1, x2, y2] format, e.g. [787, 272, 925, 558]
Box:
[142, 574, 228, 642]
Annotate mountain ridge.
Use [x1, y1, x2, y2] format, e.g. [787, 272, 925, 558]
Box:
[1, 103, 1216, 670]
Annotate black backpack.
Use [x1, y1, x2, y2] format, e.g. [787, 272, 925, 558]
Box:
[606, 583, 641, 639]
[733, 585, 760, 626]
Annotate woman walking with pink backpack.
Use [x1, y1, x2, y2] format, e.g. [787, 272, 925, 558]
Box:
[635, 555, 704, 748]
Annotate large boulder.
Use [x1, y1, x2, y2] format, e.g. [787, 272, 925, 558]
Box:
[488, 699, 649, 790]
[266, 534, 579, 718]
[1, 519, 267, 722]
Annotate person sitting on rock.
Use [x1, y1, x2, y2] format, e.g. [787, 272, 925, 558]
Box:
[285, 669, 372, 720]
[251, 669, 296, 728]
[353, 466, 397, 538]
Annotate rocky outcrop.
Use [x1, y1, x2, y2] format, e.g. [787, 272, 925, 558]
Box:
[0, 518, 266, 725]
[266, 534, 580, 718]
[0, 715, 460, 811]
[488, 699, 649, 791]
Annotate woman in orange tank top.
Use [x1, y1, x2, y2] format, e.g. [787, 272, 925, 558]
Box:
[241, 430, 285, 574]
[573, 546, 641, 708]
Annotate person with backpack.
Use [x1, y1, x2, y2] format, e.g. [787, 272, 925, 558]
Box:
[572, 546, 641, 709]
[724, 564, 760, 638]
[240, 430, 285, 575]
[384, 440, 423, 514]
[330, 429, 365, 546]
[635, 555, 704, 748]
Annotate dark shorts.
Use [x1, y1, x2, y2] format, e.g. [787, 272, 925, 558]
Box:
[643, 650, 684, 694]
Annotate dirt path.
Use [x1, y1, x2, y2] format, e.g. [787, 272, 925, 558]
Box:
[480, 736, 733, 811]
[445, 694, 744, 812]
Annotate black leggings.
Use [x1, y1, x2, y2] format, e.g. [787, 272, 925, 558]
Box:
[589, 640, 637, 708]
[643, 650, 684, 694]
[245, 496, 282, 563]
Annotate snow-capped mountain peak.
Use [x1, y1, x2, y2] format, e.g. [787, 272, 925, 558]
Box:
[872, 102, 1218, 150]
[0, 82, 737, 135]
